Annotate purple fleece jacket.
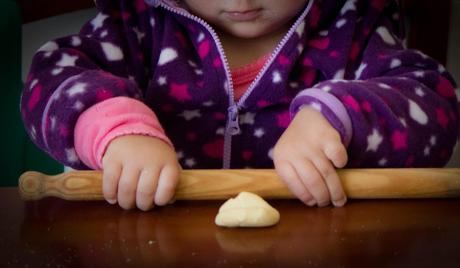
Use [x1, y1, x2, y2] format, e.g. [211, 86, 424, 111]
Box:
[21, 0, 459, 170]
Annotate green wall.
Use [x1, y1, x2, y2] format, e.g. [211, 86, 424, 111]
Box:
[0, 0, 62, 186]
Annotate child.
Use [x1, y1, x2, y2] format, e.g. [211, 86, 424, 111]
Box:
[21, 0, 459, 210]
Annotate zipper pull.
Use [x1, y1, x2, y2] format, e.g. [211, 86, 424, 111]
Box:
[227, 105, 241, 135]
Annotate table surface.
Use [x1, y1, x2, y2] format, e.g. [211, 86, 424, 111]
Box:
[2, 187, 460, 267]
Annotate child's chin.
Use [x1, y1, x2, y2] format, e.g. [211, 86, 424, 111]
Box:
[224, 25, 271, 39]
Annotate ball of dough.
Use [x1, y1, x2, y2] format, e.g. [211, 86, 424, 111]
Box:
[215, 192, 280, 227]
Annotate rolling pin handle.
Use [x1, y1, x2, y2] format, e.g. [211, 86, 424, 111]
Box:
[19, 171, 45, 200]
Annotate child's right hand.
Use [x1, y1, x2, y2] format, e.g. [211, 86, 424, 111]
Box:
[101, 135, 181, 211]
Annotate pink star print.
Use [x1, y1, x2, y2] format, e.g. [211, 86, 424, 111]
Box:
[169, 83, 191, 102]
[391, 130, 407, 150]
[343, 95, 361, 112]
[436, 108, 449, 129]
[277, 111, 290, 128]
[28, 84, 42, 111]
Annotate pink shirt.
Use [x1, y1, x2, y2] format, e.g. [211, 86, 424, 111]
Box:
[74, 55, 269, 169]
[231, 55, 269, 101]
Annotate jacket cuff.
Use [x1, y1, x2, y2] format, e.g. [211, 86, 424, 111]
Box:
[290, 88, 352, 147]
[74, 96, 172, 169]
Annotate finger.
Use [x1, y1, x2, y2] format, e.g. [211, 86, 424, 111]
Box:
[313, 156, 347, 207]
[294, 159, 330, 207]
[154, 165, 180, 206]
[274, 160, 316, 206]
[323, 142, 348, 168]
[117, 167, 141, 210]
[136, 168, 161, 211]
[102, 162, 122, 204]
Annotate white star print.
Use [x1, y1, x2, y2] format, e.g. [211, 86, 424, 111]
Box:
[91, 13, 108, 31]
[158, 47, 178, 66]
[51, 68, 63, 76]
[409, 100, 428, 125]
[378, 83, 391, 90]
[158, 76, 167, 85]
[188, 60, 197, 67]
[66, 148, 79, 163]
[355, 63, 367, 79]
[333, 69, 345, 79]
[216, 127, 225, 135]
[179, 110, 201, 121]
[101, 42, 123, 61]
[415, 87, 425, 97]
[438, 64, 446, 73]
[66, 83, 87, 97]
[185, 158, 196, 167]
[272, 70, 282, 84]
[308, 102, 322, 112]
[100, 30, 108, 38]
[203, 101, 214, 107]
[414, 71, 424, 78]
[29, 79, 38, 90]
[424, 146, 431, 156]
[197, 32, 205, 42]
[390, 59, 402, 69]
[240, 112, 255, 125]
[50, 116, 57, 130]
[74, 101, 84, 111]
[321, 85, 332, 92]
[254, 128, 265, 138]
[378, 158, 387, 166]
[56, 53, 78, 67]
[30, 126, 37, 141]
[399, 117, 407, 127]
[296, 21, 305, 37]
[70, 36, 81, 46]
[377, 26, 396, 45]
[366, 129, 383, 152]
[336, 18, 347, 28]
[289, 82, 299, 88]
[341, 0, 357, 15]
[430, 136, 437, 146]
[133, 27, 145, 43]
[38, 41, 58, 52]
[297, 44, 304, 54]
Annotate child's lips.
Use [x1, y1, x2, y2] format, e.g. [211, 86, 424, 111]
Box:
[224, 8, 262, 22]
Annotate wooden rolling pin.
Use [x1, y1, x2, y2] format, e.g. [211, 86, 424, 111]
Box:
[19, 168, 460, 201]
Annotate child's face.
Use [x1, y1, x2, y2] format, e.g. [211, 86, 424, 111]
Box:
[182, 0, 307, 38]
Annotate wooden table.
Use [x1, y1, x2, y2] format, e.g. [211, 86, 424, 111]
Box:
[2, 187, 460, 267]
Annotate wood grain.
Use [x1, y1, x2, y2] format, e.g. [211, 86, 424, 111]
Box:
[19, 168, 460, 201]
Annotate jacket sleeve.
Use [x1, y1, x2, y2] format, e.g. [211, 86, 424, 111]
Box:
[20, 0, 157, 169]
[291, 0, 459, 167]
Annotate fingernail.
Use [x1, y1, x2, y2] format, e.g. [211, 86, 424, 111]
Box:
[317, 201, 330, 207]
[333, 197, 347, 207]
[107, 199, 117, 205]
[307, 200, 316, 207]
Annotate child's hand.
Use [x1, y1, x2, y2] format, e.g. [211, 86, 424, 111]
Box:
[101, 135, 180, 211]
[273, 107, 348, 207]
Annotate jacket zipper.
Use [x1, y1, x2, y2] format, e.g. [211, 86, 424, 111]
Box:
[157, 0, 314, 168]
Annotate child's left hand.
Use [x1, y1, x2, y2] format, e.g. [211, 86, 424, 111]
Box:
[273, 107, 348, 207]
